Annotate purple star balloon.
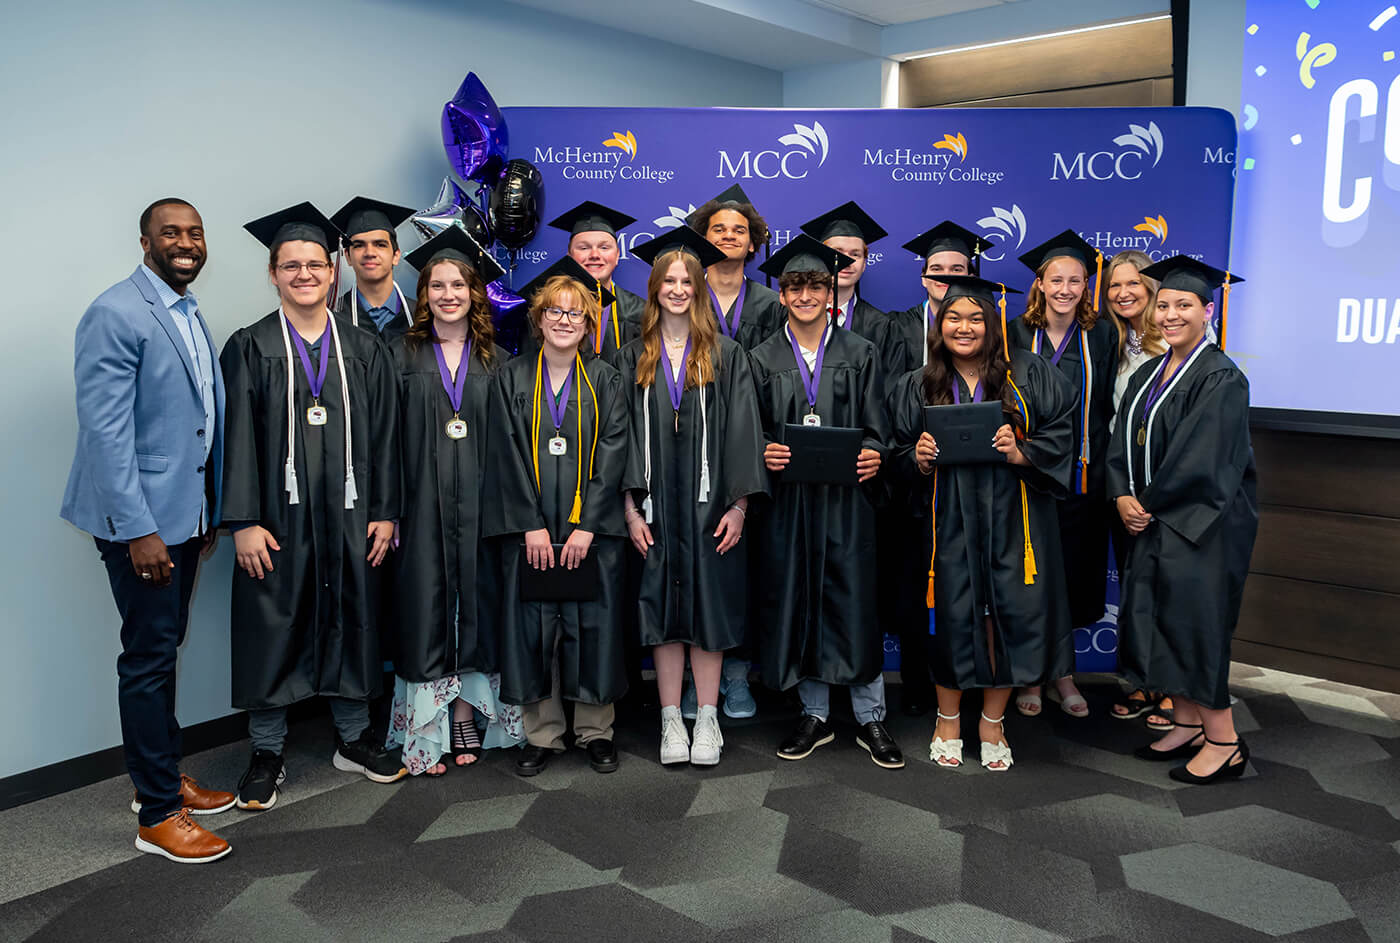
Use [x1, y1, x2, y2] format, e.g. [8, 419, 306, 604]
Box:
[441, 72, 508, 185]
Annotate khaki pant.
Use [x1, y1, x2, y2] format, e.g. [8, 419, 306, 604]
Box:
[522, 632, 615, 748]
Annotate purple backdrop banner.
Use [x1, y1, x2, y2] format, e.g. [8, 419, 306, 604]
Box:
[499, 105, 1237, 672]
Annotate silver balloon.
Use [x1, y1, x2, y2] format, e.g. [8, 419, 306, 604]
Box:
[411, 176, 491, 246]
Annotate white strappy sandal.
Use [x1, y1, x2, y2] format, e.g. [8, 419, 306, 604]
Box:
[928, 711, 964, 768]
[980, 712, 1014, 771]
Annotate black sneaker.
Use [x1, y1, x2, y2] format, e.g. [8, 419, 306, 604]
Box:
[236, 750, 286, 810]
[333, 734, 408, 784]
[776, 715, 834, 760]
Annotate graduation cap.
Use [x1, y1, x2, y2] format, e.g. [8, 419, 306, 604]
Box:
[801, 201, 888, 244]
[901, 221, 990, 263]
[403, 225, 505, 283]
[1139, 255, 1245, 348]
[519, 256, 616, 309]
[244, 201, 341, 253]
[757, 233, 855, 280]
[686, 183, 760, 228]
[330, 196, 415, 243]
[629, 225, 726, 268]
[547, 200, 637, 238]
[1018, 228, 1104, 311]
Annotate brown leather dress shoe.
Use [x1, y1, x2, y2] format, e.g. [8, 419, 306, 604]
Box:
[135, 809, 231, 864]
[131, 774, 237, 816]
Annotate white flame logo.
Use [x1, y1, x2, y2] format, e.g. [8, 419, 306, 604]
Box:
[1112, 121, 1165, 167]
[977, 204, 1028, 261]
[653, 204, 698, 230]
[778, 121, 829, 167]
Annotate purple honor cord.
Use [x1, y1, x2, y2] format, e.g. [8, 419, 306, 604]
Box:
[663, 338, 691, 413]
[432, 335, 472, 414]
[952, 376, 983, 404]
[546, 362, 574, 431]
[1141, 335, 1206, 425]
[708, 278, 747, 338]
[1037, 324, 1079, 366]
[287, 318, 329, 400]
[788, 323, 830, 414]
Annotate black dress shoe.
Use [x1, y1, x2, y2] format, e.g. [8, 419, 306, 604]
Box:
[857, 721, 905, 769]
[777, 715, 834, 760]
[515, 744, 556, 777]
[585, 738, 620, 773]
[1133, 723, 1204, 761]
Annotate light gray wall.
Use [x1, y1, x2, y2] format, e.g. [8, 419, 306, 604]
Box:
[0, 0, 779, 780]
[1186, 0, 1246, 118]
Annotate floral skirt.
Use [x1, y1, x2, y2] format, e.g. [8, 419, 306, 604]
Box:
[386, 672, 524, 775]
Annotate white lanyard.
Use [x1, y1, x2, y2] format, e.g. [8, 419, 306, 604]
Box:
[349, 282, 411, 330]
[277, 308, 357, 508]
[1122, 343, 1208, 495]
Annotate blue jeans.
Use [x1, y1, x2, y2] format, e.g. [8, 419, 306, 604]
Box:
[247, 698, 370, 753]
[797, 675, 887, 725]
[96, 536, 203, 827]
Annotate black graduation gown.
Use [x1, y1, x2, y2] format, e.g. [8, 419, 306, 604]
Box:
[389, 335, 506, 683]
[1007, 315, 1118, 627]
[483, 354, 630, 705]
[335, 287, 412, 345]
[618, 337, 768, 651]
[887, 302, 932, 375]
[711, 277, 783, 351]
[1107, 346, 1258, 710]
[748, 326, 888, 690]
[219, 312, 400, 710]
[841, 297, 910, 380]
[887, 354, 1076, 689]
[517, 284, 644, 370]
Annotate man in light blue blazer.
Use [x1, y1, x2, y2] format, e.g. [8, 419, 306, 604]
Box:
[61, 198, 234, 864]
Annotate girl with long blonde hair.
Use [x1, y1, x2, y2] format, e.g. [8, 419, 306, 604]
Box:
[620, 231, 767, 768]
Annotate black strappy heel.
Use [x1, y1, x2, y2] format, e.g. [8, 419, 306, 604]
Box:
[1169, 736, 1249, 784]
[452, 716, 482, 765]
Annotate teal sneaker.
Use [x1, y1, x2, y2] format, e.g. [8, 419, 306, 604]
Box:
[680, 683, 698, 720]
[720, 674, 757, 719]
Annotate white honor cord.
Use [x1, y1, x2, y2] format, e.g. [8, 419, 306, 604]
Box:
[348, 282, 412, 330]
[1080, 330, 1093, 470]
[921, 300, 932, 368]
[1123, 343, 1209, 495]
[641, 366, 711, 516]
[642, 389, 653, 523]
[278, 308, 357, 509]
[698, 381, 710, 504]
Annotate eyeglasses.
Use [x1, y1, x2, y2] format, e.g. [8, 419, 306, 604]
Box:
[542, 307, 586, 323]
[277, 261, 331, 275]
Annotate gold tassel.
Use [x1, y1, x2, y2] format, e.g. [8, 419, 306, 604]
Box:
[1093, 251, 1103, 313]
[926, 470, 938, 608]
[1220, 273, 1231, 351]
[569, 491, 582, 524]
[1020, 481, 1038, 584]
[998, 285, 1009, 361]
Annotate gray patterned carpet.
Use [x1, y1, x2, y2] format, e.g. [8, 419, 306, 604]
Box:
[3, 665, 1400, 943]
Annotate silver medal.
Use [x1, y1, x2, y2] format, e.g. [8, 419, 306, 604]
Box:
[548, 436, 567, 456]
[803, 412, 821, 427]
[306, 405, 328, 426]
[445, 418, 467, 440]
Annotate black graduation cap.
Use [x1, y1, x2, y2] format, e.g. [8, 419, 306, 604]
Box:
[547, 200, 637, 238]
[244, 202, 341, 252]
[330, 196, 415, 243]
[1138, 255, 1244, 299]
[629, 226, 726, 268]
[519, 256, 616, 309]
[933, 274, 1025, 305]
[1017, 228, 1102, 273]
[901, 220, 990, 261]
[801, 201, 888, 244]
[757, 234, 855, 280]
[687, 183, 759, 229]
[403, 225, 505, 283]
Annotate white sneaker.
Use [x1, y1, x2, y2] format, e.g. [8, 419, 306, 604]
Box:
[690, 704, 724, 766]
[660, 705, 690, 765]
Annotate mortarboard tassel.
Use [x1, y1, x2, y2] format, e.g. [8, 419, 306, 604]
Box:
[998, 285, 1009, 361]
[1093, 251, 1103, 313]
[1219, 273, 1232, 351]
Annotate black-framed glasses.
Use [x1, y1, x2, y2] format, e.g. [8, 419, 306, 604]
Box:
[542, 306, 586, 323]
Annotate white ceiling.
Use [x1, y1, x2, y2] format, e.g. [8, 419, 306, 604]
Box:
[799, 0, 1017, 27]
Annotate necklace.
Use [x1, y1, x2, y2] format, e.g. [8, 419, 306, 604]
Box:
[1127, 328, 1143, 358]
[665, 334, 687, 346]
